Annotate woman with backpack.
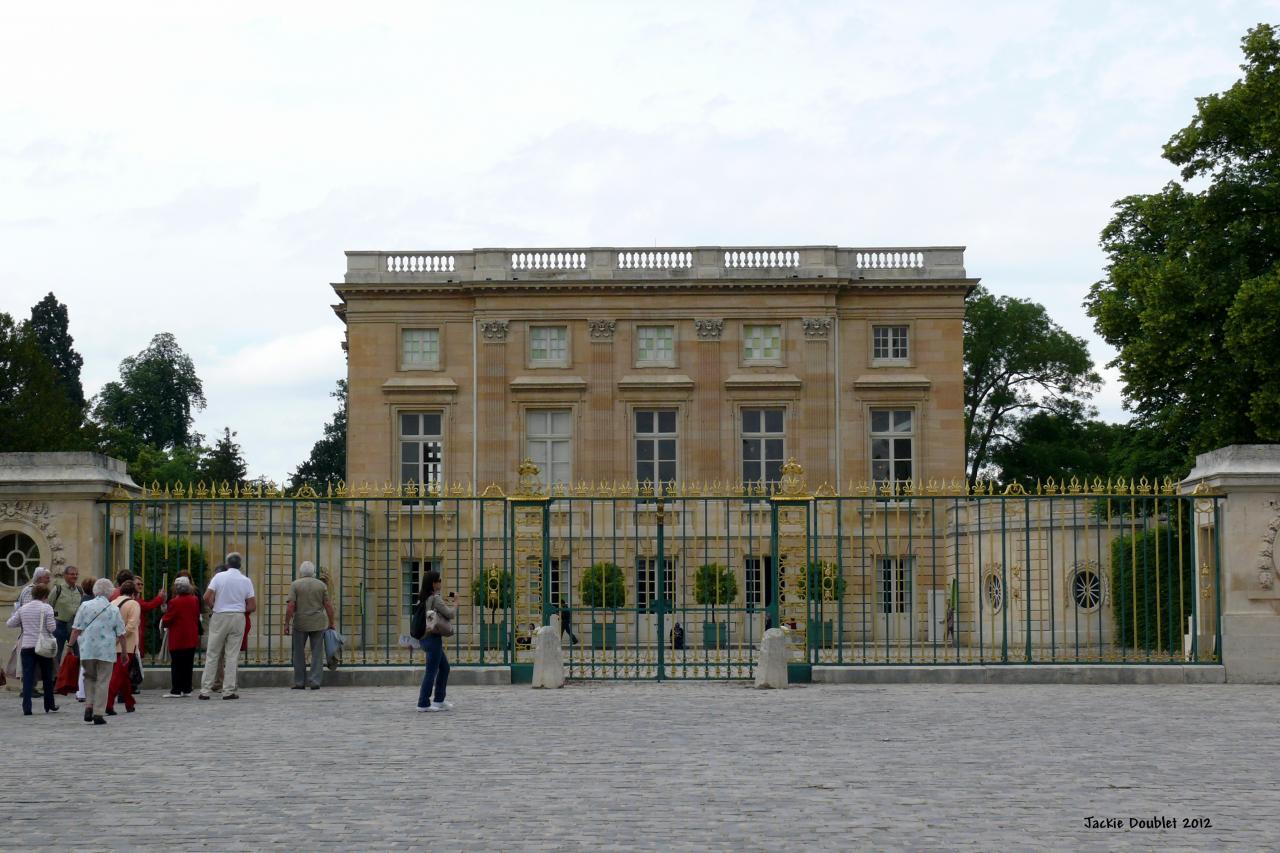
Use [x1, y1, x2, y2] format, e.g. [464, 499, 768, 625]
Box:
[415, 570, 455, 713]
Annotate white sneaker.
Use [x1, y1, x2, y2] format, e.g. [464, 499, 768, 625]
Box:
[417, 705, 437, 713]
[431, 701, 452, 712]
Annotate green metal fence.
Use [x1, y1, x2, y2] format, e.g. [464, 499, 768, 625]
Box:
[99, 474, 1223, 680]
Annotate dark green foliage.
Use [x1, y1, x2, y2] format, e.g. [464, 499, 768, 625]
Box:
[290, 380, 347, 489]
[129, 530, 212, 657]
[94, 332, 206, 453]
[965, 286, 1100, 486]
[28, 293, 85, 410]
[1087, 24, 1280, 469]
[471, 566, 515, 613]
[692, 563, 738, 606]
[1109, 522, 1194, 655]
[0, 312, 89, 452]
[578, 562, 625, 608]
[201, 427, 248, 485]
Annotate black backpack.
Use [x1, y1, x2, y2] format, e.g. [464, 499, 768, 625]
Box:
[409, 596, 428, 640]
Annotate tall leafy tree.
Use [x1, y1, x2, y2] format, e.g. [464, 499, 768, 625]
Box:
[28, 292, 86, 411]
[964, 286, 1100, 486]
[93, 332, 207, 455]
[201, 427, 248, 485]
[290, 380, 347, 489]
[1086, 24, 1280, 466]
[0, 312, 88, 451]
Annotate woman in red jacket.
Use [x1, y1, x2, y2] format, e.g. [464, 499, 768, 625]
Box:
[161, 576, 201, 697]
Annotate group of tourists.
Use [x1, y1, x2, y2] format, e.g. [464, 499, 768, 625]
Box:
[1, 551, 381, 724]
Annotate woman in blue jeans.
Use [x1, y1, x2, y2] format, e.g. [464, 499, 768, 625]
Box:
[416, 570, 455, 712]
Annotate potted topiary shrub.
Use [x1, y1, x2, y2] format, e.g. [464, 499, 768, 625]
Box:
[578, 562, 625, 650]
[803, 561, 846, 648]
[470, 565, 514, 651]
[693, 563, 738, 648]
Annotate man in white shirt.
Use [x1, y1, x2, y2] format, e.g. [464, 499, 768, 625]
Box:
[198, 552, 256, 701]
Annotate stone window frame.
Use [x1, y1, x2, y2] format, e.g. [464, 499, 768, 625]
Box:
[527, 324, 571, 369]
[523, 407, 574, 492]
[740, 321, 785, 368]
[867, 405, 919, 493]
[399, 325, 444, 371]
[737, 404, 788, 491]
[870, 321, 913, 367]
[394, 407, 449, 506]
[631, 405, 680, 490]
[0, 529, 42, 589]
[634, 323, 677, 368]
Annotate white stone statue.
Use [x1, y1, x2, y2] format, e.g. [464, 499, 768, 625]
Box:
[755, 627, 788, 689]
[531, 614, 565, 689]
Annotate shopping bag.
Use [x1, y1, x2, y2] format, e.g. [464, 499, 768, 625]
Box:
[54, 649, 80, 695]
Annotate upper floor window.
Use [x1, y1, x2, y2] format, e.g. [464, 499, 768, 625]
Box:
[530, 325, 569, 367]
[400, 412, 443, 494]
[526, 409, 572, 490]
[870, 408, 913, 492]
[872, 325, 909, 363]
[636, 325, 676, 367]
[401, 328, 440, 370]
[742, 407, 785, 489]
[742, 323, 783, 365]
[635, 409, 677, 487]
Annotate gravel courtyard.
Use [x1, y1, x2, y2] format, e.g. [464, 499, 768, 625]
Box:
[1, 681, 1275, 850]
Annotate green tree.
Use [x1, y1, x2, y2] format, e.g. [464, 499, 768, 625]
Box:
[989, 411, 1124, 488]
[93, 332, 206, 453]
[964, 286, 1100, 485]
[290, 379, 347, 489]
[128, 444, 208, 487]
[0, 313, 88, 452]
[28, 292, 86, 411]
[201, 427, 248, 485]
[1086, 24, 1280, 469]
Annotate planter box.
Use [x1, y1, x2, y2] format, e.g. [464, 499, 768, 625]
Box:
[591, 622, 617, 650]
[808, 620, 835, 648]
[480, 621, 508, 651]
[702, 621, 730, 648]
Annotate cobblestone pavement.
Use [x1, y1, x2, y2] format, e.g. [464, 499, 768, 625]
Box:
[1, 681, 1276, 850]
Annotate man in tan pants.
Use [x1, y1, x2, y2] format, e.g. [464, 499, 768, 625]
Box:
[199, 552, 256, 701]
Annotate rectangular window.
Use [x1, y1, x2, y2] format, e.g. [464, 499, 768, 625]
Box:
[877, 557, 913, 614]
[636, 325, 675, 366]
[872, 325, 909, 362]
[744, 555, 774, 610]
[635, 409, 678, 487]
[548, 558, 569, 608]
[399, 412, 443, 498]
[742, 407, 785, 488]
[743, 323, 783, 364]
[636, 557, 676, 610]
[530, 325, 569, 366]
[402, 558, 440, 619]
[870, 409, 913, 492]
[526, 410, 572, 490]
[401, 328, 440, 369]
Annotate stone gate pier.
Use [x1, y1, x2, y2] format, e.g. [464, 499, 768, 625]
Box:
[1182, 445, 1280, 683]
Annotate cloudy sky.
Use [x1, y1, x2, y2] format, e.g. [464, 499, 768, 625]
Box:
[2, 1, 1274, 481]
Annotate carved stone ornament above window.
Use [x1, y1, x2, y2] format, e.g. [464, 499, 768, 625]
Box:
[802, 318, 833, 339]
[480, 321, 509, 342]
[588, 320, 617, 341]
[694, 319, 725, 340]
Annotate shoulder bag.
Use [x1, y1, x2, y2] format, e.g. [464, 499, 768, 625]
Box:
[426, 598, 455, 638]
[34, 610, 58, 658]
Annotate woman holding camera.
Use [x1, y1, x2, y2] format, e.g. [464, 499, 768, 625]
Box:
[415, 570, 454, 713]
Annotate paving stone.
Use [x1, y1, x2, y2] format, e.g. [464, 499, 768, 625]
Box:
[0, 682, 1274, 849]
